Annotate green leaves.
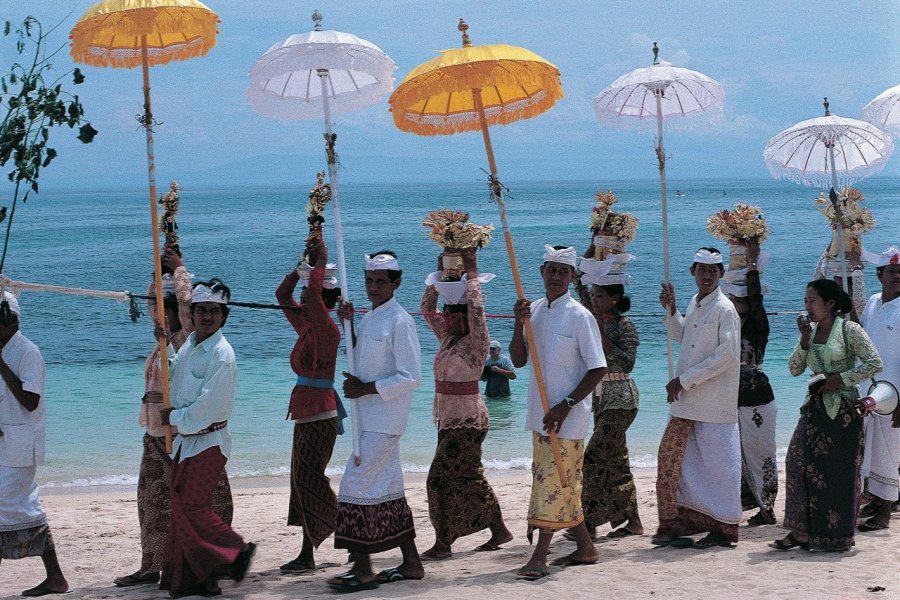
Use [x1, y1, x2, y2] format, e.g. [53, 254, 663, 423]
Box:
[77, 123, 97, 144]
[72, 68, 84, 85]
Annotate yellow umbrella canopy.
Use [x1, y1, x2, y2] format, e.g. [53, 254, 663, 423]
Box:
[70, 0, 219, 68]
[389, 22, 563, 135]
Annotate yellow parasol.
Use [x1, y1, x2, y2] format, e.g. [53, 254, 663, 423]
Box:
[70, 0, 220, 452]
[389, 20, 570, 485]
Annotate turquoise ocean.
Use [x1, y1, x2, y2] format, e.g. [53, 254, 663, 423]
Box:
[7, 177, 897, 487]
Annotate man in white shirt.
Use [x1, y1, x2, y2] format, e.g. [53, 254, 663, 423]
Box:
[0, 292, 68, 597]
[329, 251, 423, 593]
[510, 245, 606, 581]
[858, 246, 900, 531]
[159, 279, 255, 598]
[654, 248, 742, 549]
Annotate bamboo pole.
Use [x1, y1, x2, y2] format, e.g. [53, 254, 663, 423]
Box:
[141, 37, 173, 453]
[318, 68, 361, 465]
[472, 87, 569, 488]
[655, 92, 675, 382]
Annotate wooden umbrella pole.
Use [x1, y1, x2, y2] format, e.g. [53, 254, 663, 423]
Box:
[318, 69, 361, 465]
[141, 37, 173, 453]
[655, 93, 675, 381]
[473, 88, 569, 488]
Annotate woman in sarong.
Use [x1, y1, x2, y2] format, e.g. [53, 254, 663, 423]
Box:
[772, 279, 882, 551]
[275, 237, 342, 572]
[420, 249, 512, 560]
[727, 242, 778, 526]
[574, 254, 643, 539]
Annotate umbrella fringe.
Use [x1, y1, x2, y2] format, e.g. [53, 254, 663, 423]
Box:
[70, 6, 218, 68]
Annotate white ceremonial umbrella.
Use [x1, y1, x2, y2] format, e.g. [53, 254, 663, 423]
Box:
[764, 98, 894, 291]
[593, 43, 724, 380]
[247, 10, 396, 465]
[861, 84, 900, 136]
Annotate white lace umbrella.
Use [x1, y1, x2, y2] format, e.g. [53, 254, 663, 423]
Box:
[593, 43, 724, 379]
[861, 84, 900, 136]
[764, 98, 894, 290]
[247, 10, 396, 465]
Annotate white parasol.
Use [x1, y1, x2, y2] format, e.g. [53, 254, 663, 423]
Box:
[247, 10, 396, 465]
[593, 43, 724, 379]
[764, 98, 894, 291]
[861, 84, 900, 136]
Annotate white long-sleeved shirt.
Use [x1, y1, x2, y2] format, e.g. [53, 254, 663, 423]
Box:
[664, 287, 740, 423]
[352, 297, 421, 436]
[167, 329, 237, 462]
[859, 293, 899, 389]
[0, 332, 45, 467]
[523, 292, 607, 440]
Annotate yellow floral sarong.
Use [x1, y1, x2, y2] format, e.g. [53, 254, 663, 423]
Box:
[527, 433, 584, 538]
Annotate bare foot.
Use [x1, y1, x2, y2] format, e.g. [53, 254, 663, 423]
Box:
[421, 545, 452, 561]
[21, 578, 69, 597]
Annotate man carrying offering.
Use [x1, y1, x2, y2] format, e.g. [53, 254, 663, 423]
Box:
[510, 245, 607, 581]
[328, 251, 423, 593]
[653, 248, 742, 549]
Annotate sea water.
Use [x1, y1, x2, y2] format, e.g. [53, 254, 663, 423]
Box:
[6, 177, 897, 487]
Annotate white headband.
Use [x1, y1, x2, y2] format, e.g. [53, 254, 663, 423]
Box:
[2, 291, 20, 316]
[862, 245, 900, 268]
[191, 284, 228, 304]
[694, 249, 723, 265]
[365, 253, 400, 271]
[543, 245, 577, 268]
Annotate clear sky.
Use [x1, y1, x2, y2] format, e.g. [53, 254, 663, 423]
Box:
[4, 0, 899, 190]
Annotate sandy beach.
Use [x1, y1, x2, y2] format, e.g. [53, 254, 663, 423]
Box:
[1, 469, 896, 599]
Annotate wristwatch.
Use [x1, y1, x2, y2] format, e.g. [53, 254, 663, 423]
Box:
[564, 396, 579, 408]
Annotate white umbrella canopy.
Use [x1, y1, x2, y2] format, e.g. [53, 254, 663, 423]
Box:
[247, 28, 396, 121]
[593, 43, 724, 380]
[861, 83, 900, 136]
[246, 10, 396, 466]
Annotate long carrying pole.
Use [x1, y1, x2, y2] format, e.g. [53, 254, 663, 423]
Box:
[318, 69, 361, 465]
[141, 37, 173, 453]
[655, 93, 675, 381]
[473, 88, 569, 487]
[827, 146, 850, 293]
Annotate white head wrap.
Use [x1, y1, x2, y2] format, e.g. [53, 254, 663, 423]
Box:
[297, 262, 339, 289]
[191, 284, 228, 304]
[365, 253, 400, 271]
[424, 272, 496, 305]
[862, 245, 900, 268]
[2, 291, 20, 316]
[579, 255, 635, 287]
[694, 249, 724, 265]
[543, 245, 577, 268]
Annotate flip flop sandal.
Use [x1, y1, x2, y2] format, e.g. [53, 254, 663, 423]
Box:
[231, 542, 256, 583]
[747, 512, 776, 527]
[375, 567, 423, 584]
[113, 572, 159, 587]
[280, 559, 316, 574]
[692, 535, 734, 549]
[327, 573, 380, 593]
[606, 527, 640, 539]
[550, 554, 598, 567]
[857, 518, 889, 532]
[474, 542, 502, 551]
[768, 533, 809, 551]
[515, 567, 550, 581]
[651, 536, 693, 548]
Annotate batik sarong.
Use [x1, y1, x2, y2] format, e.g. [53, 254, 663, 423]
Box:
[160, 447, 245, 594]
[861, 412, 900, 502]
[334, 431, 415, 554]
[0, 465, 51, 559]
[527, 433, 584, 539]
[288, 418, 338, 547]
[738, 403, 778, 519]
[137, 433, 233, 575]
[783, 398, 865, 551]
[656, 417, 741, 543]
[582, 408, 638, 529]
[426, 427, 501, 545]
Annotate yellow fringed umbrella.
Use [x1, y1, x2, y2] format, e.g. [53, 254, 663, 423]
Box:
[70, 0, 220, 452]
[389, 19, 570, 486]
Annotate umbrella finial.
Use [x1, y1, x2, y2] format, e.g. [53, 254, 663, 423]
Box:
[312, 9, 323, 31]
[652, 42, 659, 65]
[823, 97, 830, 116]
[458, 18, 472, 47]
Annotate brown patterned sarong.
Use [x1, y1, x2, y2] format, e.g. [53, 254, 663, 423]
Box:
[160, 448, 244, 595]
[582, 408, 638, 529]
[783, 398, 864, 551]
[656, 417, 739, 542]
[137, 433, 233, 575]
[0, 524, 53, 560]
[426, 427, 502, 546]
[334, 498, 416, 554]
[288, 418, 338, 548]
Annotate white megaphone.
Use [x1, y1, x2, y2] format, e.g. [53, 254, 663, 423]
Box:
[855, 380, 899, 416]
